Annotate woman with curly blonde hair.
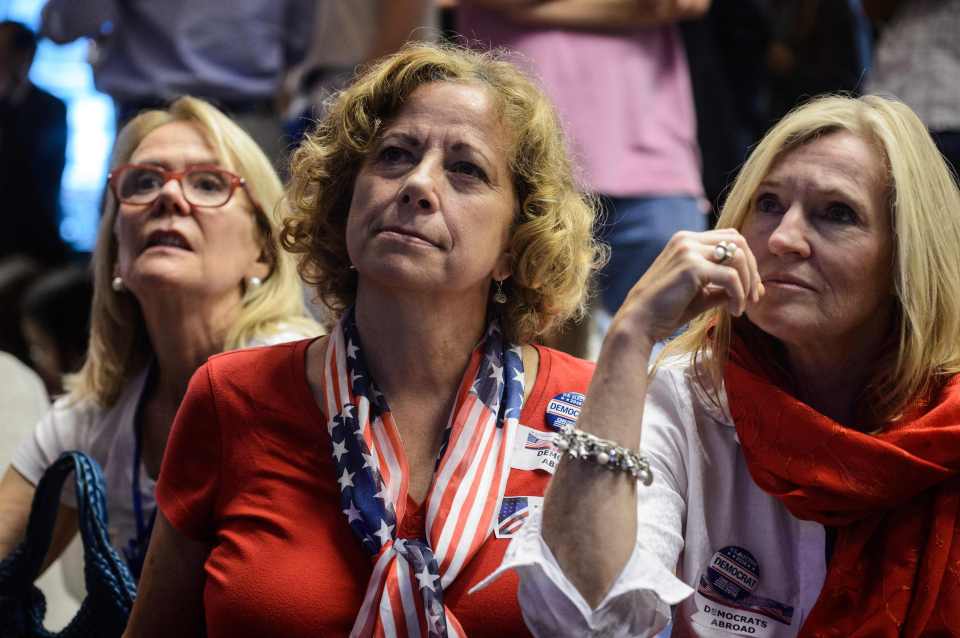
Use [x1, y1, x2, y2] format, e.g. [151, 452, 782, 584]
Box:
[125, 43, 608, 636]
[0, 96, 318, 581]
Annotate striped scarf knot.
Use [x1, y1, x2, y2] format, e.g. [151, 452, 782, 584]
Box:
[321, 309, 524, 637]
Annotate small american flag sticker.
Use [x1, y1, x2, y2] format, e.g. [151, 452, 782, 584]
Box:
[495, 496, 543, 539]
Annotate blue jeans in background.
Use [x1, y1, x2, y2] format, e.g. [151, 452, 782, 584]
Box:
[597, 195, 708, 314]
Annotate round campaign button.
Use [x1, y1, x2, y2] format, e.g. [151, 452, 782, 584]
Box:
[544, 392, 584, 433]
[705, 545, 760, 602]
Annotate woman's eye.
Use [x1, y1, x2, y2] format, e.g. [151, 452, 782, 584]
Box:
[756, 193, 782, 214]
[191, 173, 228, 192]
[451, 161, 488, 181]
[824, 203, 857, 224]
[378, 146, 413, 164]
[133, 172, 162, 191]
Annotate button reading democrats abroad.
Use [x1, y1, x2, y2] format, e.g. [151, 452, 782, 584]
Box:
[545, 392, 584, 433]
[692, 545, 796, 636]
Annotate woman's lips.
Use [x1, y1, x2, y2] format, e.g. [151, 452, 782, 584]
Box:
[142, 229, 193, 252]
[377, 226, 437, 247]
[762, 275, 816, 292]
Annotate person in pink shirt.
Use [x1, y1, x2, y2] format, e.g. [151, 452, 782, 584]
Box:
[457, 1, 709, 330]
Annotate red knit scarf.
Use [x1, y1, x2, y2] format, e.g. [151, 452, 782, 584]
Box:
[724, 339, 960, 636]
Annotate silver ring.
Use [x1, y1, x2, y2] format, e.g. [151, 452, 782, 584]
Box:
[713, 241, 737, 264]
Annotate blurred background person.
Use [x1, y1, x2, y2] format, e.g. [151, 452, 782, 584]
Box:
[0, 353, 48, 469]
[456, 0, 710, 358]
[681, 0, 872, 216]
[0, 256, 43, 367]
[0, 349, 82, 632]
[0, 19, 68, 268]
[281, 0, 437, 146]
[0, 97, 320, 591]
[40, 0, 315, 166]
[865, 0, 960, 175]
[21, 264, 94, 396]
[761, 0, 872, 127]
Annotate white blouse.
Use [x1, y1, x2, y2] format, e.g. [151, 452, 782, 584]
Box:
[487, 356, 828, 637]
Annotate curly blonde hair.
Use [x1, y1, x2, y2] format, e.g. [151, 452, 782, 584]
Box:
[663, 94, 960, 425]
[282, 42, 606, 343]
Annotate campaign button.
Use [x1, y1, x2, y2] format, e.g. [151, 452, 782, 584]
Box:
[545, 391, 585, 432]
[706, 545, 760, 602]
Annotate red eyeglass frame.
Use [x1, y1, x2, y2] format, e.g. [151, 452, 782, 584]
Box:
[107, 163, 258, 209]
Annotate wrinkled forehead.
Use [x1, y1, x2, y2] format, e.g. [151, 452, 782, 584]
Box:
[129, 120, 231, 170]
[767, 131, 890, 195]
[379, 80, 516, 157]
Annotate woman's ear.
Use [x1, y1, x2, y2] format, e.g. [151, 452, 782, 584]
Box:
[247, 251, 272, 282]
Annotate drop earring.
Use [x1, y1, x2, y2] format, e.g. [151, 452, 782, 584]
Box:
[493, 279, 507, 304]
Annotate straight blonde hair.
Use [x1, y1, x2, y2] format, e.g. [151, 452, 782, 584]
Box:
[68, 96, 317, 406]
[662, 94, 960, 424]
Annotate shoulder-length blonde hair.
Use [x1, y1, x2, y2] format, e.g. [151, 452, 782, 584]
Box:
[282, 42, 606, 344]
[69, 96, 317, 407]
[664, 94, 960, 424]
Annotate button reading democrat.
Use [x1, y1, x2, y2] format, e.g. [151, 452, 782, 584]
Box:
[545, 391, 585, 433]
[706, 545, 760, 602]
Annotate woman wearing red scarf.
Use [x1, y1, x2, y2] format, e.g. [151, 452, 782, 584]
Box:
[526, 94, 960, 636]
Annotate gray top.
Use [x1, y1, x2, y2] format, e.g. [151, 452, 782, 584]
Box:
[866, 0, 960, 131]
[41, 0, 315, 102]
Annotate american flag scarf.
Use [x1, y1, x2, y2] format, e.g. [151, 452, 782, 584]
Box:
[321, 308, 524, 637]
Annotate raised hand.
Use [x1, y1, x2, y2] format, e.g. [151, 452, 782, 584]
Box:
[612, 229, 764, 346]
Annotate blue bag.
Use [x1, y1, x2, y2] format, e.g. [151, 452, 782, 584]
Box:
[0, 451, 137, 637]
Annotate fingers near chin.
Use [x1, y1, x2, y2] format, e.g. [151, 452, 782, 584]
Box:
[706, 263, 747, 317]
[703, 229, 761, 301]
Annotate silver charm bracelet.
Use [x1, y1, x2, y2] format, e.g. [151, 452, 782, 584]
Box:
[555, 428, 654, 486]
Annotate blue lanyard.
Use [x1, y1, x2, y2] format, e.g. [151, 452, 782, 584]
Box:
[122, 369, 158, 580]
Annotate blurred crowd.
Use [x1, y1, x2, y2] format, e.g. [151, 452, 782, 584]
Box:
[0, 0, 958, 631]
[4, 0, 958, 387]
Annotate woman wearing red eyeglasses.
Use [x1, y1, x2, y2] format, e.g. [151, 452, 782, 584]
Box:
[0, 96, 319, 581]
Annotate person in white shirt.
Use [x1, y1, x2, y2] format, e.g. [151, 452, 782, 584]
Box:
[501, 94, 960, 636]
[0, 96, 320, 580]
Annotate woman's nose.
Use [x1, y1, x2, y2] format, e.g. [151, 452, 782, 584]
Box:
[397, 158, 441, 213]
[153, 178, 191, 216]
[399, 191, 432, 210]
[767, 204, 811, 258]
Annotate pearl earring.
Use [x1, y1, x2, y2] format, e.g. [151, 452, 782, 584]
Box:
[247, 276, 262, 289]
[111, 276, 125, 292]
[493, 279, 507, 304]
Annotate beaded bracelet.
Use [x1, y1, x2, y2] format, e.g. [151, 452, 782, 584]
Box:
[554, 427, 654, 486]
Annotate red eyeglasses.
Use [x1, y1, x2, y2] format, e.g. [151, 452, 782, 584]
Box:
[108, 164, 253, 208]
